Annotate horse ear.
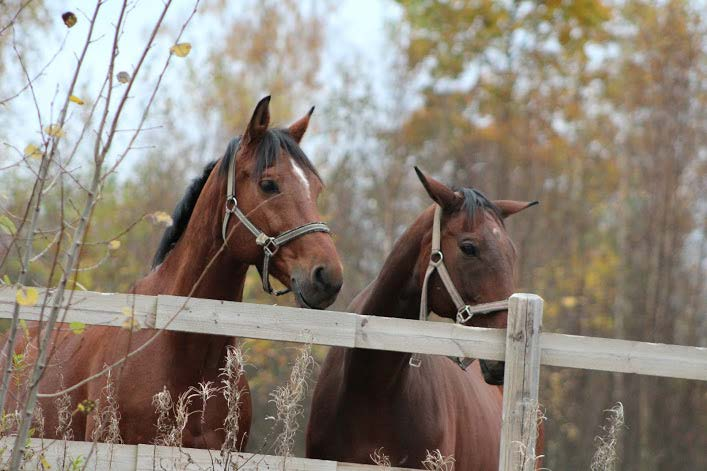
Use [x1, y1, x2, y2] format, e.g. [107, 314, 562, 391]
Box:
[288, 106, 314, 143]
[414, 166, 461, 211]
[493, 200, 539, 218]
[243, 95, 271, 145]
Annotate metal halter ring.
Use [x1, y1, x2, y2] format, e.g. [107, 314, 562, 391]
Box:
[430, 250, 444, 266]
[262, 238, 280, 257]
[225, 196, 238, 213]
[456, 305, 474, 324]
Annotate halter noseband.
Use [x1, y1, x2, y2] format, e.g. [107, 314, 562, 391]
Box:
[221, 144, 331, 296]
[410, 204, 508, 369]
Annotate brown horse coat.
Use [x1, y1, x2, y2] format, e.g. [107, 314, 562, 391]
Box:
[307, 169, 539, 469]
[3, 97, 343, 449]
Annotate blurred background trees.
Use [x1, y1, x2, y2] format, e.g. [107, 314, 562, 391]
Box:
[1, 1, 705, 468]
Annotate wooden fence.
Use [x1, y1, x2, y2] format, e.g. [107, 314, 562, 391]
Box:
[1, 287, 706, 470]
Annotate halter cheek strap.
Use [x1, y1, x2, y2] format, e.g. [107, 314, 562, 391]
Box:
[221, 143, 331, 296]
[410, 205, 508, 369]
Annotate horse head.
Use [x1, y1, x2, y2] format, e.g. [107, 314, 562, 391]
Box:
[221, 96, 343, 309]
[413, 167, 537, 383]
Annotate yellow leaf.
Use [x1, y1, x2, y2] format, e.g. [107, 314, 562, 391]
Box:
[69, 321, 86, 335]
[108, 240, 121, 251]
[62, 11, 77, 28]
[170, 42, 192, 58]
[45, 124, 65, 138]
[121, 306, 140, 331]
[16, 287, 38, 307]
[69, 95, 85, 105]
[23, 144, 42, 159]
[39, 453, 51, 469]
[147, 211, 173, 227]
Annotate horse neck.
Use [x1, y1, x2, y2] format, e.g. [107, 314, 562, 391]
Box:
[343, 207, 433, 392]
[138, 170, 249, 301]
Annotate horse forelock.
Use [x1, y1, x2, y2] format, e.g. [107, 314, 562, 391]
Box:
[455, 187, 503, 230]
[218, 129, 321, 182]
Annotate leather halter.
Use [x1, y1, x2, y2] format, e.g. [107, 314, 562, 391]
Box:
[221, 143, 331, 296]
[410, 204, 508, 369]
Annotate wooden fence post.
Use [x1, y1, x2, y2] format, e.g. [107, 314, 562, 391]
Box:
[499, 293, 544, 471]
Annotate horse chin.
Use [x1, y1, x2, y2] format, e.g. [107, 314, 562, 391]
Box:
[292, 279, 335, 310]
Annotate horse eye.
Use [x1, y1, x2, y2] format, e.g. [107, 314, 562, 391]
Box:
[460, 242, 479, 257]
[259, 179, 279, 194]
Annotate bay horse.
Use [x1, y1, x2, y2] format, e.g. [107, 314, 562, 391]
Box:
[306, 168, 539, 469]
[5, 96, 343, 449]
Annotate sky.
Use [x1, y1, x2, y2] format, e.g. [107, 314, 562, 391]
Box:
[0, 0, 401, 176]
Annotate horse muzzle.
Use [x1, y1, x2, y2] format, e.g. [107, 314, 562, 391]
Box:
[479, 359, 505, 385]
[292, 264, 342, 310]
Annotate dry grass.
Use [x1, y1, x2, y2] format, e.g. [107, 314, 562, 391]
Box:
[511, 400, 547, 470]
[268, 343, 315, 463]
[219, 344, 248, 466]
[54, 392, 73, 442]
[422, 449, 455, 471]
[90, 371, 121, 445]
[590, 402, 625, 471]
[370, 447, 392, 468]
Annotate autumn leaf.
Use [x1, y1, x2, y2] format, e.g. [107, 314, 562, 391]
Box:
[121, 306, 140, 331]
[16, 287, 39, 307]
[23, 144, 42, 159]
[116, 71, 131, 84]
[0, 215, 16, 235]
[69, 95, 85, 105]
[45, 124, 65, 138]
[108, 240, 121, 251]
[76, 399, 95, 414]
[2, 274, 11, 285]
[170, 42, 192, 57]
[69, 321, 86, 335]
[39, 454, 51, 469]
[146, 211, 173, 227]
[62, 11, 77, 28]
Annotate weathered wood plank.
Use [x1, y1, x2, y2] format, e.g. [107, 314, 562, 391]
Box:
[499, 294, 543, 471]
[0, 438, 416, 470]
[0, 287, 157, 328]
[0, 288, 705, 381]
[154, 294, 359, 347]
[541, 332, 707, 381]
[355, 314, 506, 361]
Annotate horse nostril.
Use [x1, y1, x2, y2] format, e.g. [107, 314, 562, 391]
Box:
[311, 265, 342, 294]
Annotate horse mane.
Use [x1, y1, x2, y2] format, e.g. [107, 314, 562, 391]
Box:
[152, 129, 320, 268]
[152, 160, 217, 268]
[456, 187, 503, 225]
[218, 129, 320, 181]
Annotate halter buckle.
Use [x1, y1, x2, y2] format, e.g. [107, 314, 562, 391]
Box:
[409, 354, 422, 368]
[259, 236, 279, 257]
[456, 305, 474, 324]
[430, 250, 444, 266]
[225, 195, 237, 212]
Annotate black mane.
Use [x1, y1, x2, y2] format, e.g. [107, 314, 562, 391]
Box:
[152, 161, 217, 267]
[218, 129, 320, 180]
[151, 129, 319, 268]
[456, 187, 502, 225]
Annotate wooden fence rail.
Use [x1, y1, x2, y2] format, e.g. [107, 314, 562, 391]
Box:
[0, 288, 705, 381]
[0, 438, 415, 471]
[1, 287, 706, 471]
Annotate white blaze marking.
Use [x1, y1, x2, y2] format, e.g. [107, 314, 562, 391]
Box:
[291, 159, 311, 195]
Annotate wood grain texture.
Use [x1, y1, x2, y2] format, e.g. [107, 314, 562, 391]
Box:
[499, 294, 543, 471]
[0, 438, 415, 471]
[0, 288, 705, 381]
